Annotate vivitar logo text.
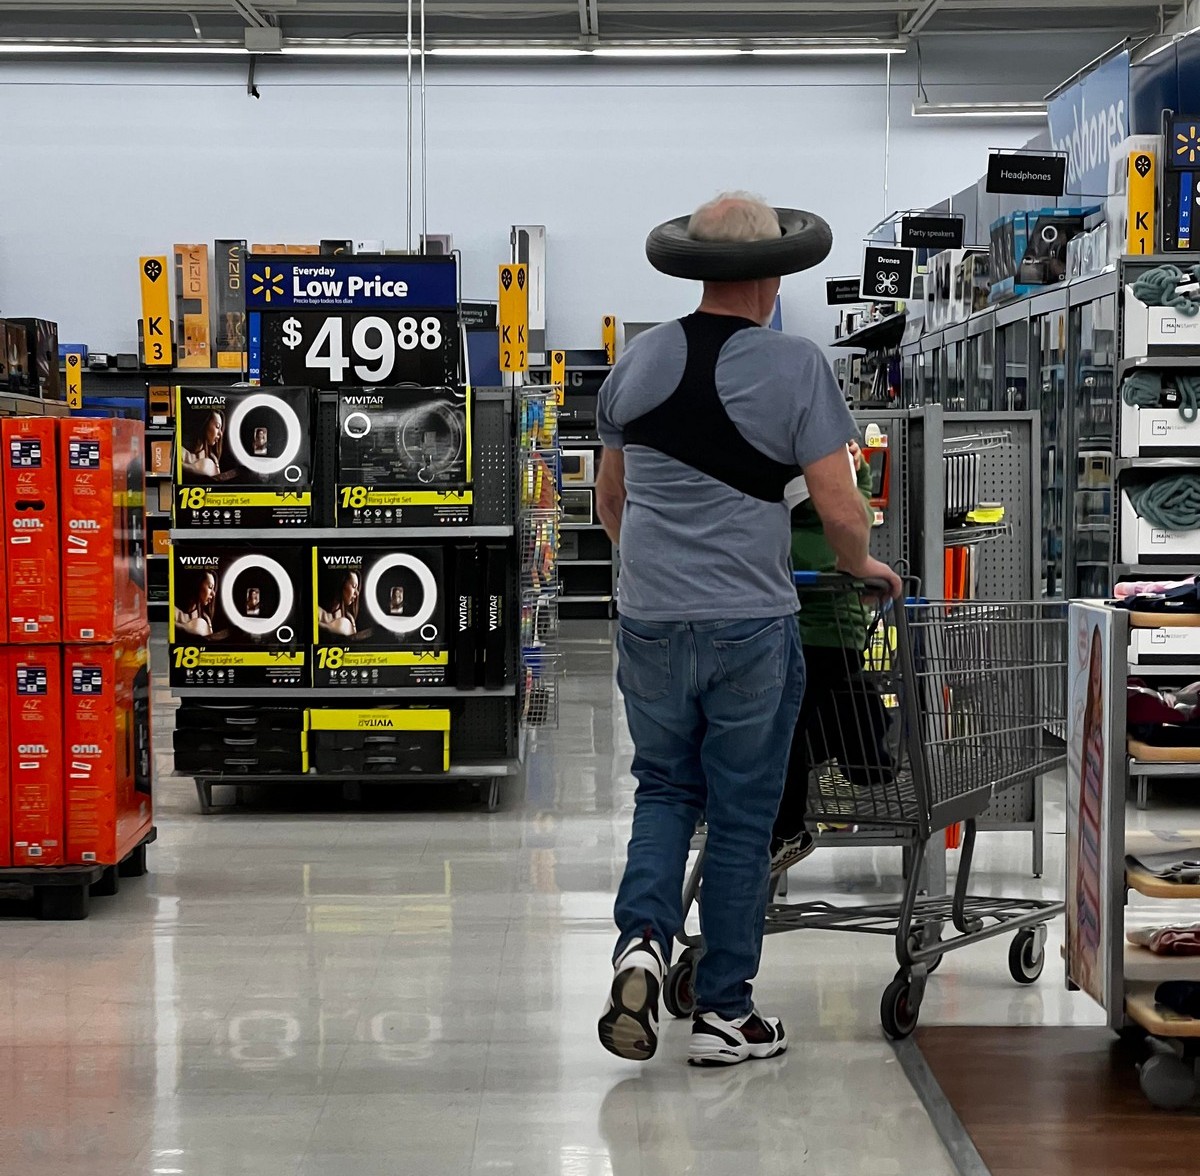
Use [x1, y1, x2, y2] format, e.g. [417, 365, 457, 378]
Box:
[358, 717, 398, 728]
[458, 597, 470, 631]
[322, 555, 361, 567]
[178, 555, 220, 567]
[489, 595, 502, 632]
[18, 744, 49, 755]
[185, 396, 226, 407]
[344, 396, 385, 406]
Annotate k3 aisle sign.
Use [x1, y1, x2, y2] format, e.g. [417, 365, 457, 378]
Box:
[248, 255, 460, 388]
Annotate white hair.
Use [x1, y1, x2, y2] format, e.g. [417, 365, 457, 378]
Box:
[687, 192, 780, 243]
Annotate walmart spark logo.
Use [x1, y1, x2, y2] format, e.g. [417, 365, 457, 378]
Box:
[251, 265, 285, 303]
[1176, 123, 1200, 165]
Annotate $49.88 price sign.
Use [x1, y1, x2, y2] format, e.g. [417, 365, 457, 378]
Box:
[257, 310, 459, 390]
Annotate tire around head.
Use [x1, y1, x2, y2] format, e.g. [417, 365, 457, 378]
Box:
[645, 208, 833, 281]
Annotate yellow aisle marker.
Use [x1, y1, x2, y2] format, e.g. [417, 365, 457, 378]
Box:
[139, 256, 173, 366]
[498, 264, 529, 372]
[65, 353, 83, 410]
[1126, 149, 1157, 256]
[602, 316, 616, 365]
[550, 349, 566, 405]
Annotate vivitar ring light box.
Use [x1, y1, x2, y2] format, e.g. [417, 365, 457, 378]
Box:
[169, 544, 309, 688]
[312, 545, 448, 687]
[335, 385, 472, 526]
[174, 385, 313, 527]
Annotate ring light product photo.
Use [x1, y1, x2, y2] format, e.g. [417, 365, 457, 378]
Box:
[168, 543, 308, 688]
[174, 385, 314, 528]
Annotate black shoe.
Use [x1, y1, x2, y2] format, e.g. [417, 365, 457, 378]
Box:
[598, 935, 667, 1062]
[688, 1008, 788, 1066]
[770, 831, 815, 875]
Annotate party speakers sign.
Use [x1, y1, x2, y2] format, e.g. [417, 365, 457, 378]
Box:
[900, 215, 964, 250]
[860, 246, 915, 303]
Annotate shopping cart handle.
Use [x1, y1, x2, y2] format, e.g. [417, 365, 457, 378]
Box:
[793, 570, 891, 591]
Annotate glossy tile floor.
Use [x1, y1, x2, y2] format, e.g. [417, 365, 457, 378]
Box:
[0, 622, 1130, 1176]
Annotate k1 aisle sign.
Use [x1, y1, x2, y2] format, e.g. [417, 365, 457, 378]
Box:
[247, 255, 461, 387]
[1048, 48, 1130, 197]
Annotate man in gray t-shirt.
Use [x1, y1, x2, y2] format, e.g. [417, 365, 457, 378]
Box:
[594, 193, 899, 1069]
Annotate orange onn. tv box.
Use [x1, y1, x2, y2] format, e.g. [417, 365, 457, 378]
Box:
[7, 645, 64, 867]
[63, 634, 153, 867]
[0, 657, 9, 867]
[3, 417, 60, 642]
[60, 417, 148, 643]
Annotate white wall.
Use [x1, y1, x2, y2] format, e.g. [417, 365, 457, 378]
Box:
[0, 45, 1109, 354]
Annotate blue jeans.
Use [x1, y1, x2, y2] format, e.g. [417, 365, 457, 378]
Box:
[613, 614, 805, 1018]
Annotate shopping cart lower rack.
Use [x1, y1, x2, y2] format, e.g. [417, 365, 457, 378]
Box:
[665, 576, 1067, 1039]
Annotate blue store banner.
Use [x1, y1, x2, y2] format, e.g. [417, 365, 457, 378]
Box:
[1048, 48, 1131, 197]
[244, 255, 459, 311]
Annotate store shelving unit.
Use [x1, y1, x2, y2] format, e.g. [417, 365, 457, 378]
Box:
[528, 357, 616, 617]
[1064, 261, 1200, 1105]
[171, 386, 525, 813]
[899, 266, 1122, 600]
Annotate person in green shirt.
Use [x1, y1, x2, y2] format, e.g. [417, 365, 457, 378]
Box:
[771, 441, 893, 872]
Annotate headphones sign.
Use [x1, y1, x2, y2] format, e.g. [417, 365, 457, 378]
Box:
[247, 255, 460, 388]
[860, 246, 915, 303]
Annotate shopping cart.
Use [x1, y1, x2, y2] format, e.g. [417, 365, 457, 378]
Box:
[663, 574, 1067, 1039]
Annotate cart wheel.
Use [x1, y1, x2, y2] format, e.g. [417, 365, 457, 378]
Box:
[663, 960, 697, 1020]
[118, 842, 149, 878]
[1008, 929, 1045, 985]
[880, 973, 921, 1040]
[36, 885, 90, 921]
[90, 866, 120, 898]
[907, 933, 944, 974]
[1139, 1053, 1198, 1109]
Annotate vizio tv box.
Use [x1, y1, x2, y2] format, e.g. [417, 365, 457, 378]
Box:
[335, 385, 472, 526]
[174, 385, 313, 528]
[312, 545, 448, 687]
[170, 544, 309, 688]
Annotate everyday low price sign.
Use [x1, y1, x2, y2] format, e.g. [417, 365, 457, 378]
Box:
[244, 256, 458, 311]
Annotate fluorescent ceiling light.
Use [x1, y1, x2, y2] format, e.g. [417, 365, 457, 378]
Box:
[750, 45, 906, 57]
[427, 46, 587, 58]
[912, 101, 1046, 120]
[592, 47, 743, 58]
[0, 41, 245, 55]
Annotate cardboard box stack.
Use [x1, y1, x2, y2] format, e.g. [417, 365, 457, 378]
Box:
[1, 416, 152, 870]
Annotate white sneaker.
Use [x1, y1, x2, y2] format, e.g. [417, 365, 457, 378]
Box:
[598, 935, 667, 1062]
[688, 1008, 788, 1067]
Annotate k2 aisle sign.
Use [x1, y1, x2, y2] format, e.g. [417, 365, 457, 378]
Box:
[860, 246, 915, 302]
[248, 255, 461, 387]
[1047, 48, 1130, 197]
[497, 264, 528, 373]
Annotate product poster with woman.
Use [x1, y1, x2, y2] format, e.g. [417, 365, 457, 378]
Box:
[1065, 603, 1114, 1009]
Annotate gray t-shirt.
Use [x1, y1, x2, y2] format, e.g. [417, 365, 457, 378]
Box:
[597, 318, 855, 621]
